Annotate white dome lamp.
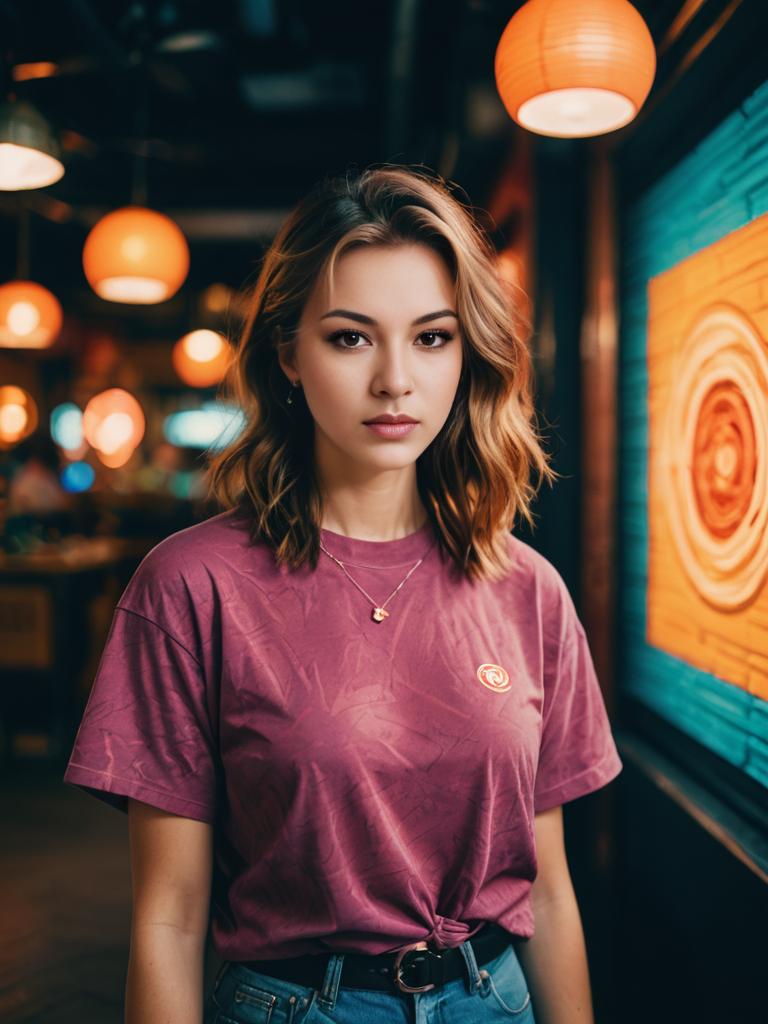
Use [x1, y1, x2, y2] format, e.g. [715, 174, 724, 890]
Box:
[0, 96, 64, 190]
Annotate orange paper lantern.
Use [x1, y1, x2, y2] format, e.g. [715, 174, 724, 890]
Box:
[172, 329, 232, 388]
[82, 205, 190, 304]
[494, 0, 656, 138]
[0, 280, 63, 348]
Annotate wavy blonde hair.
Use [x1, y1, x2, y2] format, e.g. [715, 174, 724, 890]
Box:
[204, 163, 559, 583]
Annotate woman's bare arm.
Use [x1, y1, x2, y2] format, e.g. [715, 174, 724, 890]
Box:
[515, 805, 596, 1024]
[125, 799, 214, 1024]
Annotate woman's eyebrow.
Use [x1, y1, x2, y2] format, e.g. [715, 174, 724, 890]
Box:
[320, 308, 458, 326]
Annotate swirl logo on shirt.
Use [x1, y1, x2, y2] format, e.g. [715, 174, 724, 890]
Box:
[476, 663, 511, 692]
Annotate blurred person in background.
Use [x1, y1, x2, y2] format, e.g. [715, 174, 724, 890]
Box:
[7, 435, 71, 516]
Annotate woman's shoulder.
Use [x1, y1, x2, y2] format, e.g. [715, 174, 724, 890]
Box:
[504, 532, 565, 591]
[502, 532, 575, 634]
[116, 509, 260, 625]
[137, 508, 250, 567]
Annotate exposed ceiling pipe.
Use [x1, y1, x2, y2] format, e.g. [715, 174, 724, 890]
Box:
[385, 0, 420, 157]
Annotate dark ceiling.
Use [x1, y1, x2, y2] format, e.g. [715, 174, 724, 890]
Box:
[1, 0, 523, 307]
[0, 0, 757, 334]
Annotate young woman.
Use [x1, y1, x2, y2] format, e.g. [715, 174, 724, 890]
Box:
[63, 164, 623, 1024]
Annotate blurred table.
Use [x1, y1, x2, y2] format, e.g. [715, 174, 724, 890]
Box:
[0, 535, 153, 761]
[0, 535, 136, 574]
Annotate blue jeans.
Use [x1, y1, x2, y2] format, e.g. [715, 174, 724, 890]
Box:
[205, 936, 536, 1023]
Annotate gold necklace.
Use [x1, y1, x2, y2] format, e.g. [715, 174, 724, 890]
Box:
[319, 539, 433, 622]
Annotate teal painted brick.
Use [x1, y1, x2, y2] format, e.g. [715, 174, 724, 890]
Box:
[746, 735, 768, 788]
[747, 179, 768, 218]
[740, 78, 768, 115]
[720, 142, 768, 190]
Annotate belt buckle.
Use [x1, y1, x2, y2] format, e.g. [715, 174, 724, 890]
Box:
[392, 940, 439, 994]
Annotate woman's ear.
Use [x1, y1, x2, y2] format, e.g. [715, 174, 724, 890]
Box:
[274, 326, 296, 379]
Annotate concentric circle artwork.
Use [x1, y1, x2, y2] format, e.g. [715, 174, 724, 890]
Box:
[662, 306, 768, 610]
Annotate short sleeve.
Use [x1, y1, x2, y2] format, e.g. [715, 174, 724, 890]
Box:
[63, 605, 218, 824]
[533, 587, 623, 814]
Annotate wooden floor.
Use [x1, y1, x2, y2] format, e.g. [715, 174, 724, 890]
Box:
[0, 758, 132, 1023]
[0, 757, 220, 1024]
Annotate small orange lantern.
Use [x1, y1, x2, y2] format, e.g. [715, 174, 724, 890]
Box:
[494, 0, 656, 138]
[172, 329, 232, 388]
[0, 280, 63, 348]
[0, 385, 38, 448]
[82, 205, 190, 304]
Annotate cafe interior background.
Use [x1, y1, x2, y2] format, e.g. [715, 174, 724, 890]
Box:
[1, 1, 766, 1022]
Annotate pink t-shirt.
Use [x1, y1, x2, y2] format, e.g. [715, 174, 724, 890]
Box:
[63, 509, 622, 960]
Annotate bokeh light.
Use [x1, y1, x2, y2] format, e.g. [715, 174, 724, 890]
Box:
[61, 460, 95, 493]
[172, 329, 232, 387]
[83, 388, 145, 466]
[163, 401, 245, 450]
[0, 385, 38, 448]
[0, 280, 63, 348]
[201, 282, 232, 314]
[50, 402, 83, 450]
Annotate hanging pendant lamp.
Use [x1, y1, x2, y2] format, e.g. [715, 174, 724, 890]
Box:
[82, 205, 190, 304]
[0, 279, 63, 348]
[494, 0, 656, 138]
[82, 51, 189, 305]
[0, 210, 63, 348]
[0, 98, 65, 190]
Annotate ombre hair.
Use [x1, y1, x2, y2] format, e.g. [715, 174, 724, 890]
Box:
[204, 163, 559, 583]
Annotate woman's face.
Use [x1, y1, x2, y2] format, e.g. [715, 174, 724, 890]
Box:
[283, 243, 464, 478]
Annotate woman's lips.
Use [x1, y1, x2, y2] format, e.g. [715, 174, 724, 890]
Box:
[364, 422, 418, 438]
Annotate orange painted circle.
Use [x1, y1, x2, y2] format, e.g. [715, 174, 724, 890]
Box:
[691, 381, 756, 539]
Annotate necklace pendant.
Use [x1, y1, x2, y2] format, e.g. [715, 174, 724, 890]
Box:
[372, 606, 390, 622]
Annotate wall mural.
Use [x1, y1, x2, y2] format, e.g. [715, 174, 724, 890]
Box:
[619, 76, 768, 789]
[647, 216, 768, 702]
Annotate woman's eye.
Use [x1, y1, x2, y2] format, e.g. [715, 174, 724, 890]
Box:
[329, 330, 366, 349]
[327, 330, 453, 350]
[418, 330, 453, 348]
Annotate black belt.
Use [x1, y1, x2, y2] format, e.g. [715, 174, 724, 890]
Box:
[236, 922, 527, 995]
